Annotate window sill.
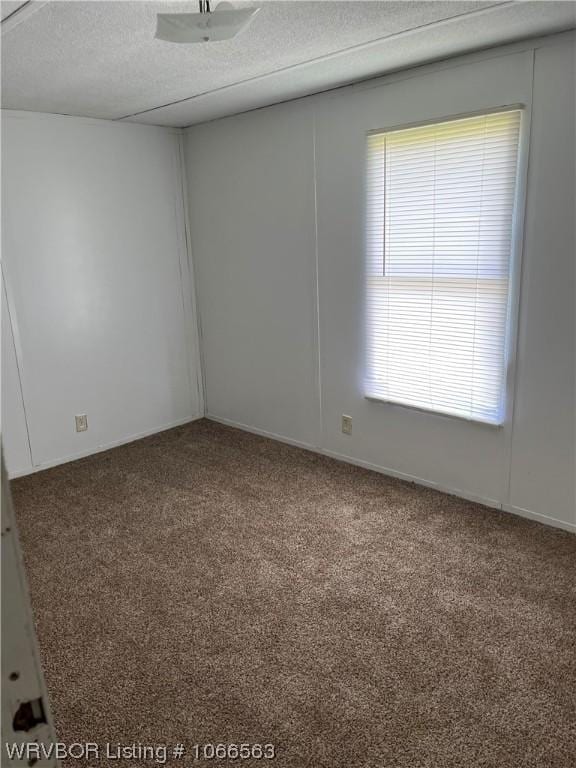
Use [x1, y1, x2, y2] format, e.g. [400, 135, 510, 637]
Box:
[364, 394, 504, 428]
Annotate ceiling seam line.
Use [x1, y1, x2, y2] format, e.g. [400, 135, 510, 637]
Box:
[114, 0, 514, 121]
[0, 1, 31, 25]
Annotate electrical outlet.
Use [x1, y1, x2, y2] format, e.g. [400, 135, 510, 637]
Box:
[75, 414, 88, 433]
[341, 415, 352, 435]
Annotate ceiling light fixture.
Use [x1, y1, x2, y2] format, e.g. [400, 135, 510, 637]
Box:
[155, 1, 260, 44]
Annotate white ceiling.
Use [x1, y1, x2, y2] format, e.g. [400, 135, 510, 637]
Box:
[2, 1, 575, 127]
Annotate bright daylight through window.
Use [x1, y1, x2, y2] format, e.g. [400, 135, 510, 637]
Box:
[365, 110, 522, 424]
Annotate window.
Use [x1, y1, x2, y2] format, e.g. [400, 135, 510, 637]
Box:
[365, 110, 522, 425]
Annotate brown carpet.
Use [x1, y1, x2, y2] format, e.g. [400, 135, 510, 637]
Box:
[12, 419, 576, 768]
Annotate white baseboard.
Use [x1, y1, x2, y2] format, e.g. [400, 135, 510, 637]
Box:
[9, 414, 202, 479]
[321, 448, 502, 510]
[206, 414, 575, 534]
[205, 414, 319, 453]
[501, 503, 575, 534]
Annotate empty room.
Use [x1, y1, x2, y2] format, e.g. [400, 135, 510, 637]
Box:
[1, 1, 575, 766]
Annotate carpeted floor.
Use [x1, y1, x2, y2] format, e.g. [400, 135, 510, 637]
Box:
[12, 419, 576, 768]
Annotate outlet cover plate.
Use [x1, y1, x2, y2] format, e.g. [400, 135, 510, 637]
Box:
[75, 414, 88, 432]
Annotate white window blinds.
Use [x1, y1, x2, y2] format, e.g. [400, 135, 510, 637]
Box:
[366, 110, 522, 424]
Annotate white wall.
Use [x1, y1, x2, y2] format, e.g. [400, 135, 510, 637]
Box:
[186, 103, 319, 447]
[1, 112, 201, 476]
[185, 33, 575, 532]
[507, 41, 576, 520]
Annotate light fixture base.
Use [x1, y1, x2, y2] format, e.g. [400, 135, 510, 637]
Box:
[155, 6, 260, 44]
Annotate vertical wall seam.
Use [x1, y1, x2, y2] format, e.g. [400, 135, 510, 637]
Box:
[1, 265, 35, 469]
[177, 129, 207, 416]
[170, 132, 198, 416]
[502, 47, 536, 510]
[312, 107, 323, 450]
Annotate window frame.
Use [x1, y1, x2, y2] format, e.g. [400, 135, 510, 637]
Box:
[363, 104, 530, 427]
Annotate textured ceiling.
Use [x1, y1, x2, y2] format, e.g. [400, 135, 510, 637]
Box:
[2, 1, 575, 127]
